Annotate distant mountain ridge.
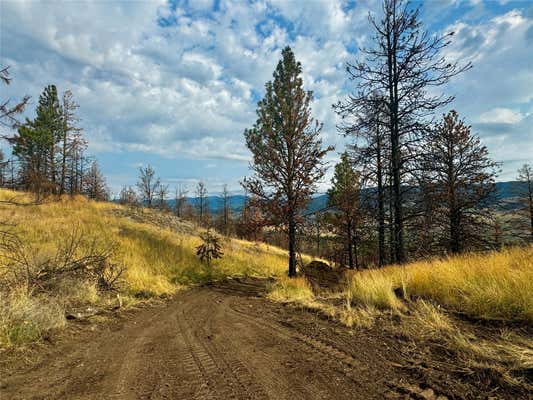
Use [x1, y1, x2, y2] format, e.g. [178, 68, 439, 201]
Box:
[166, 181, 525, 214]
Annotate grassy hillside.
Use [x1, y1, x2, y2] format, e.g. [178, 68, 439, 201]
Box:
[0, 189, 303, 347]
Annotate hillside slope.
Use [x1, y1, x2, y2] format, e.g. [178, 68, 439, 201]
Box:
[0, 189, 304, 347]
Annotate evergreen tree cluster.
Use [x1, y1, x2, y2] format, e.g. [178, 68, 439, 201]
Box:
[1, 78, 108, 201]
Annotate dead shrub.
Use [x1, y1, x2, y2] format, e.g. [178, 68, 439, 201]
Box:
[0, 226, 124, 294]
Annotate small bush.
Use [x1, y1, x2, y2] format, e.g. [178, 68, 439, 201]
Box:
[0, 291, 65, 347]
[196, 229, 224, 268]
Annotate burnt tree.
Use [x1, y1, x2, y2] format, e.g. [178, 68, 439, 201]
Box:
[337, 0, 470, 263]
[516, 163, 533, 241]
[136, 165, 160, 207]
[422, 110, 498, 254]
[243, 46, 332, 277]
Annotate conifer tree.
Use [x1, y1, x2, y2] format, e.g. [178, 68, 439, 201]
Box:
[327, 153, 363, 269]
[196, 181, 208, 225]
[221, 184, 231, 235]
[243, 46, 333, 277]
[422, 110, 498, 253]
[11, 85, 63, 194]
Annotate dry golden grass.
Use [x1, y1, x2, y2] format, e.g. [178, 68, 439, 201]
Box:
[346, 246, 533, 323]
[400, 299, 533, 390]
[0, 289, 65, 347]
[268, 277, 378, 329]
[0, 189, 299, 346]
[267, 276, 314, 303]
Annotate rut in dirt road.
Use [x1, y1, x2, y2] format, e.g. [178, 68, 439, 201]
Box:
[1, 279, 438, 400]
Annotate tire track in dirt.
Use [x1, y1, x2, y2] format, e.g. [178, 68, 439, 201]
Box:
[190, 297, 270, 400]
[227, 299, 364, 378]
[0, 278, 446, 400]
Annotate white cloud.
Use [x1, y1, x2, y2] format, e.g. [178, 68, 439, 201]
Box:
[1, 0, 530, 190]
[478, 108, 524, 124]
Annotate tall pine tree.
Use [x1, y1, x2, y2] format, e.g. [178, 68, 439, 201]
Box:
[243, 46, 333, 277]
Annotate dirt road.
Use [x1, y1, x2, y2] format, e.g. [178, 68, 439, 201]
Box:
[0, 279, 469, 399]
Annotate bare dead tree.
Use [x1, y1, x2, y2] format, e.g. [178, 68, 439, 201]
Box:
[0, 66, 30, 131]
[60, 90, 82, 195]
[84, 160, 109, 201]
[337, 93, 390, 266]
[119, 185, 138, 206]
[136, 165, 160, 207]
[156, 183, 169, 210]
[174, 184, 188, 218]
[516, 163, 533, 241]
[195, 181, 208, 225]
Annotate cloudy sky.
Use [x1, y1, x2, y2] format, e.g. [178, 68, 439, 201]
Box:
[1, 0, 532, 195]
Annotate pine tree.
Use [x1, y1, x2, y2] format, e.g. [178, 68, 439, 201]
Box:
[327, 153, 363, 269]
[221, 184, 231, 235]
[11, 85, 63, 194]
[243, 46, 333, 277]
[34, 85, 62, 190]
[422, 110, 499, 253]
[195, 181, 208, 225]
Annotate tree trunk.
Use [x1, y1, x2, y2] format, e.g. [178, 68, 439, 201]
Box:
[316, 219, 320, 258]
[386, 3, 404, 264]
[388, 179, 394, 263]
[528, 185, 533, 240]
[353, 231, 359, 270]
[288, 216, 297, 277]
[449, 205, 461, 254]
[347, 218, 354, 269]
[60, 128, 67, 195]
[50, 142, 56, 193]
[376, 132, 385, 267]
[529, 194, 533, 241]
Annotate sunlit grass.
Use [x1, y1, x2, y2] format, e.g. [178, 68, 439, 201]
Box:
[346, 246, 533, 322]
[0, 188, 297, 346]
[267, 276, 314, 303]
[0, 189, 293, 296]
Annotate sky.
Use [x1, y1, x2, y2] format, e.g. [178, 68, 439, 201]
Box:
[1, 0, 532, 196]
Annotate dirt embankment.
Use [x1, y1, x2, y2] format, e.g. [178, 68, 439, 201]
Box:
[0, 279, 528, 400]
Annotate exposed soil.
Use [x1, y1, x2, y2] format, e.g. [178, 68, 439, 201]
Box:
[0, 278, 528, 400]
[300, 261, 346, 293]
